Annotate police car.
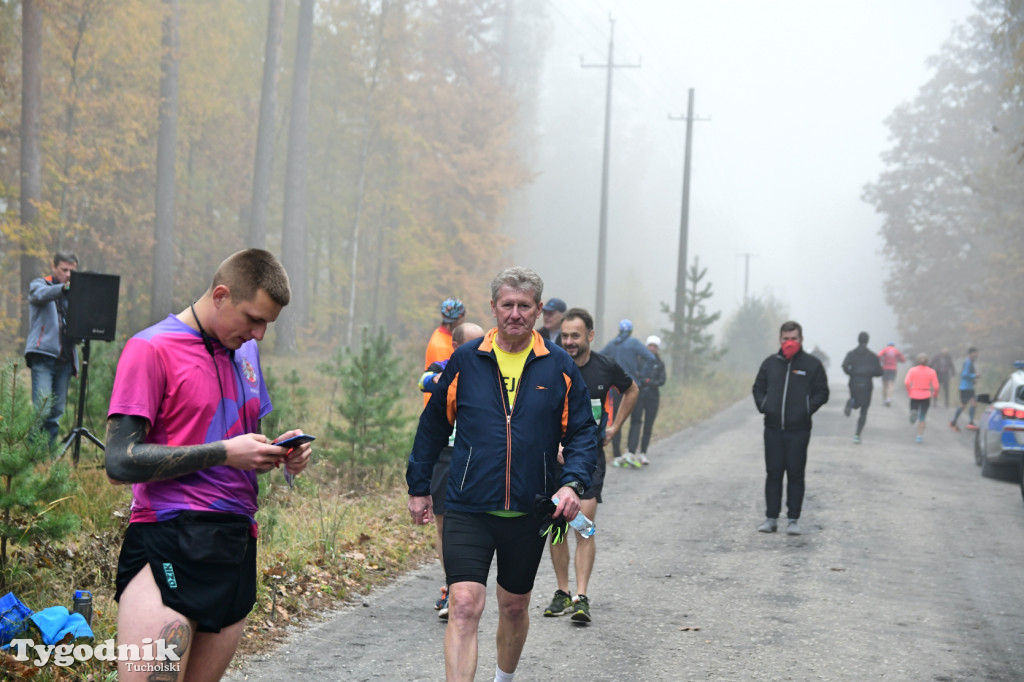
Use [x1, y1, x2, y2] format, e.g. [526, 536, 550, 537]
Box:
[974, 362, 1024, 496]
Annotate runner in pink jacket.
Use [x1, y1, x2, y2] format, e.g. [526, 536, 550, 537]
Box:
[904, 354, 939, 443]
[878, 342, 906, 407]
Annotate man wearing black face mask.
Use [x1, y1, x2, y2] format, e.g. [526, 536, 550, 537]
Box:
[752, 321, 829, 536]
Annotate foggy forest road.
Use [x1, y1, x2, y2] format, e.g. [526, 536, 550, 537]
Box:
[227, 387, 1024, 681]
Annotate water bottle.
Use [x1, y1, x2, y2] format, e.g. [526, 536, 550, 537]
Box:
[550, 497, 596, 538]
[72, 590, 92, 626]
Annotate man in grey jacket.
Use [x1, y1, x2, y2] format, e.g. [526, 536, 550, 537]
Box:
[24, 251, 79, 444]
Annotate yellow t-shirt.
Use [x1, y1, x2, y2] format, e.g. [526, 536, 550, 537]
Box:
[492, 342, 531, 410]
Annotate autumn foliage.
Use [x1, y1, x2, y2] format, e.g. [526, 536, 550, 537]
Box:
[0, 0, 538, 352]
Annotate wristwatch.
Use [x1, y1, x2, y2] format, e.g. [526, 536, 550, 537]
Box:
[563, 480, 585, 496]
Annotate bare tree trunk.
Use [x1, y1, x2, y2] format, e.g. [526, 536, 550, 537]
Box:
[344, 0, 388, 348]
[276, 0, 315, 355]
[249, 0, 285, 249]
[19, 0, 43, 339]
[151, 0, 180, 324]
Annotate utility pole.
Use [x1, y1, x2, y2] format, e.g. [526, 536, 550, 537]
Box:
[668, 88, 709, 380]
[738, 252, 756, 300]
[582, 16, 640, 335]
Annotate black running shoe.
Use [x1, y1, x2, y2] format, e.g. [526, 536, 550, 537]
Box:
[570, 595, 591, 623]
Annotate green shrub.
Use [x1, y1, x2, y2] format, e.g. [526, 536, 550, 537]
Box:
[0, 361, 80, 587]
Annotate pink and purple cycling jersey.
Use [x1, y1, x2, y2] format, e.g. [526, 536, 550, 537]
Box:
[108, 315, 272, 527]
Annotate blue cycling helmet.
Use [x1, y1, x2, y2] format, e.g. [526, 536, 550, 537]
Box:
[619, 319, 633, 333]
[440, 297, 465, 322]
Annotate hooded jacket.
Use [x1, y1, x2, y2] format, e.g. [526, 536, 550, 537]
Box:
[599, 332, 656, 380]
[752, 348, 829, 431]
[406, 328, 598, 514]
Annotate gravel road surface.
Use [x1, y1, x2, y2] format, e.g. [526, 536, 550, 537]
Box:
[227, 389, 1024, 681]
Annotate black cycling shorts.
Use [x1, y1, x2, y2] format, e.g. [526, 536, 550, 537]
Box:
[430, 447, 452, 516]
[442, 511, 546, 595]
[115, 511, 257, 633]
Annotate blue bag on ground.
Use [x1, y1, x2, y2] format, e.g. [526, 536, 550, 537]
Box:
[0, 592, 34, 646]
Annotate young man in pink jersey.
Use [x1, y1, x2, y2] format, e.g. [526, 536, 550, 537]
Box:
[105, 249, 312, 681]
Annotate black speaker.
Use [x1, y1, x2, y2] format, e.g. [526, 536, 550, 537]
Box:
[67, 271, 120, 341]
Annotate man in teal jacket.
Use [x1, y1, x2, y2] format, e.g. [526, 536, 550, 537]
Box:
[407, 265, 598, 682]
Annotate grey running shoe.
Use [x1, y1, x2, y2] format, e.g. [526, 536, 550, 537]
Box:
[544, 590, 573, 617]
[570, 595, 591, 623]
[757, 518, 778, 533]
[637, 453, 650, 465]
[786, 519, 802, 535]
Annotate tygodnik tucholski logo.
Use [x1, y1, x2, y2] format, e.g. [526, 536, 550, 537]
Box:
[9, 637, 181, 671]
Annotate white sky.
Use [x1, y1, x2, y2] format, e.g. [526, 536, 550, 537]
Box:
[509, 0, 978, 359]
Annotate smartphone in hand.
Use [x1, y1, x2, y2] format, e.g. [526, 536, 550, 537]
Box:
[273, 434, 316, 449]
[273, 434, 315, 487]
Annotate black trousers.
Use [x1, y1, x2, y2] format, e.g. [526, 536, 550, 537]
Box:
[848, 385, 872, 436]
[627, 388, 660, 454]
[763, 428, 811, 520]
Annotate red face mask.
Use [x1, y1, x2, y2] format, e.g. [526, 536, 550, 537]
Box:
[781, 339, 801, 360]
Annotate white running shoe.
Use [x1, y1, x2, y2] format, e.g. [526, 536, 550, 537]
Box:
[637, 453, 650, 465]
[621, 453, 642, 468]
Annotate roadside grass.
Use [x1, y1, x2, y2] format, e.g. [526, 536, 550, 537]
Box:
[653, 370, 750, 439]
[0, 353, 746, 681]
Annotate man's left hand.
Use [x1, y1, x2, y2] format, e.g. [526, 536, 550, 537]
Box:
[408, 495, 433, 525]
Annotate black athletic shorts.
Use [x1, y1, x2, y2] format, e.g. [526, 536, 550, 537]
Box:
[910, 398, 931, 420]
[115, 511, 257, 633]
[430, 447, 452, 516]
[883, 369, 897, 382]
[442, 511, 546, 595]
[959, 389, 975, 404]
[552, 447, 604, 503]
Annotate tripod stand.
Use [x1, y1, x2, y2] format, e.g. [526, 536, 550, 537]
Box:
[61, 338, 105, 465]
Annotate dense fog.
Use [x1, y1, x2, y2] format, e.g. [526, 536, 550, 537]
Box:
[504, 0, 976, 360]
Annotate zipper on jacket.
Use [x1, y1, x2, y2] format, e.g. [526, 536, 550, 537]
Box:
[781, 358, 791, 430]
[458, 447, 473, 491]
[494, 366, 514, 509]
[494, 352, 535, 510]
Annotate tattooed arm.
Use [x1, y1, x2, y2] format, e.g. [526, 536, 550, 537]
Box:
[104, 414, 288, 484]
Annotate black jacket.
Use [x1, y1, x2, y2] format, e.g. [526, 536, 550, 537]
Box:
[841, 344, 883, 390]
[637, 355, 666, 393]
[752, 348, 829, 431]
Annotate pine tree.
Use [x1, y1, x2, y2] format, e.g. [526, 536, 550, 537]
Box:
[328, 327, 413, 477]
[663, 257, 722, 383]
[0, 362, 79, 585]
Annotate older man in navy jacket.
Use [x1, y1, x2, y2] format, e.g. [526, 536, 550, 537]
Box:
[407, 266, 597, 682]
